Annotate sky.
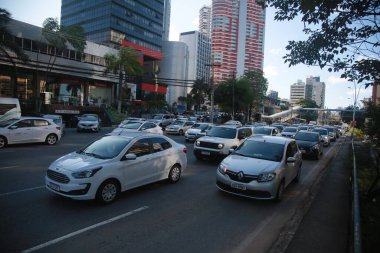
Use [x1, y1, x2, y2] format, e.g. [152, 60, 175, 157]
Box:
[1, 0, 372, 109]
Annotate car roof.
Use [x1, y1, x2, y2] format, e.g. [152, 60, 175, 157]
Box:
[246, 135, 290, 145]
[107, 131, 163, 138]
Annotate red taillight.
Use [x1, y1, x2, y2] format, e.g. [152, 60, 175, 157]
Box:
[182, 147, 187, 154]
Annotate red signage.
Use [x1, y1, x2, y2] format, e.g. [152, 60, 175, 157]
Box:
[141, 83, 167, 94]
[122, 40, 163, 60]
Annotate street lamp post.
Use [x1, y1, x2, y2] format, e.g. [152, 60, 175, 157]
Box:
[206, 58, 221, 124]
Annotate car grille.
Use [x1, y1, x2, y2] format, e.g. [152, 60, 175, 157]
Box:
[226, 170, 258, 183]
[47, 170, 70, 184]
[198, 141, 220, 149]
[216, 181, 271, 198]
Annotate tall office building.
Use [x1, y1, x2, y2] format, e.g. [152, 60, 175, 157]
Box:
[61, 0, 168, 100]
[290, 80, 306, 105]
[211, 0, 265, 82]
[180, 31, 211, 86]
[199, 5, 212, 37]
[306, 76, 326, 108]
[163, 0, 171, 41]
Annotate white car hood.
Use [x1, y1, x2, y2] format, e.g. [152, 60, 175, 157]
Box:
[187, 129, 202, 134]
[50, 152, 103, 172]
[222, 154, 279, 175]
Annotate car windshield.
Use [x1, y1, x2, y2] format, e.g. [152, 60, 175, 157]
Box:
[80, 115, 98, 121]
[207, 127, 236, 139]
[313, 129, 328, 135]
[0, 118, 18, 127]
[283, 127, 297, 133]
[253, 127, 272, 135]
[298, 126, 308, 130]
[172, 120, 185, 126]
[153, 115, 163, 120]
[234, 140, 284, 162]
[192, 123, 209, 130]
[295, 132, 319, 141]
[77, 135, 131, 159]
[120, 122, 143, 129]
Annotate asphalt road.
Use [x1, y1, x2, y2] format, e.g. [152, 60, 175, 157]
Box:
[0, 128, 341, 253]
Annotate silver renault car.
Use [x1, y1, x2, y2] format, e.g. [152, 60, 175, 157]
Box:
[216, 135, 302, 201]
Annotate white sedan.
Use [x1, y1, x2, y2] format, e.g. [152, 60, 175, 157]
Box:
[112, 122, 163, 135]
[0, 117, 62, 148]
[46, 132, 187, 204]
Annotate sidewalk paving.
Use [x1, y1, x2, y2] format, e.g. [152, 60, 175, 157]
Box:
[285, 139, 352, 253]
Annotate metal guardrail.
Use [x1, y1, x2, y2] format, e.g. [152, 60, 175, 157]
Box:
[351, 132, 362, 253]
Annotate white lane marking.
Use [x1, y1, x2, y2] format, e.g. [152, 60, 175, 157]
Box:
[0, 166, 18, 170]
[0, 186, 45, 197]
[22, 206, 149, 253]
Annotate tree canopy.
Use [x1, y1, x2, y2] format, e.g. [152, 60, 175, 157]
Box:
[263, 0, 379, 87]
[297, 98, 319, 122]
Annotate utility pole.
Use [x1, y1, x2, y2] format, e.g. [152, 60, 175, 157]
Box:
[206, 57, 221, 124]
[230, 71, 236, 120]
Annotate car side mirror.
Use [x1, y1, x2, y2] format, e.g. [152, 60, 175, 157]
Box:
[228, 148, 235, 154]
[123, 153, 137, 161]
[286, 157, 296, 163]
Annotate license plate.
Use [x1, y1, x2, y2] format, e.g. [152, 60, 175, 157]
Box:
[201, 151, 210, 155]
[231, 182, 246, 190]
[48, 182, 60, 191]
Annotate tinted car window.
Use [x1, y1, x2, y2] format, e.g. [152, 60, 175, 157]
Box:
[283, 127, 297, 133]
[286, 141, 298, 157]
[207, 127, 237, 139]
[295, 132, 319, 141]
[15, 119, 33, 128]
[151, 137, 172, 152]
[253, 127, 272, 135]
[34, 119, 50, 127]
[313, 128, 328, 135]
[127, 138, 151, 157]
[78, 135, 130, 159]
[234, 139, 284, 162]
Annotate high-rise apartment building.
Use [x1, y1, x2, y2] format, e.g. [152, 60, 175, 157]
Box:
[180, 31, 211, 86]
[211, 0, 265, 82]
[306, 76, 326, 108]
[290, 80, 306, 105]
[199, 5, 212, 37]
[163, 0, 171, 41]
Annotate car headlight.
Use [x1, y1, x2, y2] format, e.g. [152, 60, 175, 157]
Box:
[218, 164, 227, 175]
[257, 172, 276, 182]
[196, 140, 200, 146]
[72, 167, 102, 178]
[218, 143, 224, 149]
[312, 144, 319, 150]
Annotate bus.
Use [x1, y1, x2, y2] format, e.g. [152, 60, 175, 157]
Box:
[0, 98, 21, 123]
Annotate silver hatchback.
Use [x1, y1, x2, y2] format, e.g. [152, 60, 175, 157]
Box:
[216, 135, 302, 201]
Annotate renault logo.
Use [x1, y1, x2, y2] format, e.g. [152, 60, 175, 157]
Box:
[237, 171, 244, 180]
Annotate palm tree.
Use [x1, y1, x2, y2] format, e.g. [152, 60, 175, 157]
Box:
[190, 78, 209, 111]
[104, 46, 143, 113]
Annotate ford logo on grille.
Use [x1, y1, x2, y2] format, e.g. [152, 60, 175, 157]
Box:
[237, 171, 244, 180]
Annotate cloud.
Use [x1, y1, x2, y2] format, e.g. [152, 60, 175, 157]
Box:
[264, 65, 279, 78]
[328, 76, 347, 85]
[269, 48, 283, 55]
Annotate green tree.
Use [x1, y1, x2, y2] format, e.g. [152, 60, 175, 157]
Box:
[297, 98, 319, 123]
[41, 18, 86, 89]
[0, 8, 29, 97]
[263, 0, 379, 87]
[104, 46, 143, 113]
[243, 69, 268, 113]
[190, 78, 209, 111]
[143, 92, 167, 113]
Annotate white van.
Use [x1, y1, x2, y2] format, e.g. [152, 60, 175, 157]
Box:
[0, 98, 21, 123]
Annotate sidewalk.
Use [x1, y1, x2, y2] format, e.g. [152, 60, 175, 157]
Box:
[285, 139, 352, 253]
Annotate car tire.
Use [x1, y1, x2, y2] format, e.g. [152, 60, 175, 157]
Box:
[0, 136, 7, 149]
[179, 129, 184, 135]
[96, 179, 120, 204]
[168, 164, 181, 183]
[275, 181, 285, 201]
[45, 134, 58, 145]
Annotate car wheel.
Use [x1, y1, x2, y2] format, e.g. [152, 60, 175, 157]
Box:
[168, 164, 181, 183]
[96, 179, 120, 204]
[179, 129, 184, 135]
[45, 134, 58, 145]
[0, 136, 7, 149]
[275, 181, 285, 201]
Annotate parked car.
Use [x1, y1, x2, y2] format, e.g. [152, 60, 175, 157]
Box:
[271, 123, 284, 133]
[45, 132, 187, 204]
[43, 114, 65, 135]
[322, 125, 337, 142]
[294, 130, 324, 160]
[184, 123, 213, 142]
[77, 114, 101, 132]
[112, 121, 163, 135]
[223, 120, 242, 127]
[165, 120, 195, 135]
[151, 114, 175, 129]
[281, 127, 298, 138]
[118, 117, 146, 127]
[193, 125, 253, 160]
[312, 127, 330, 146]
[252, 126, 280, 136]
[0, 117, 62, 148]
[216, 135, 302, 200]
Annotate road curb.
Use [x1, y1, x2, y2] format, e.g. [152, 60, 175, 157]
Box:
[267, 137, 347, 253]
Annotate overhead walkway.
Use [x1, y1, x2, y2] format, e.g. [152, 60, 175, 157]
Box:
[261, 106, 302, 122]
